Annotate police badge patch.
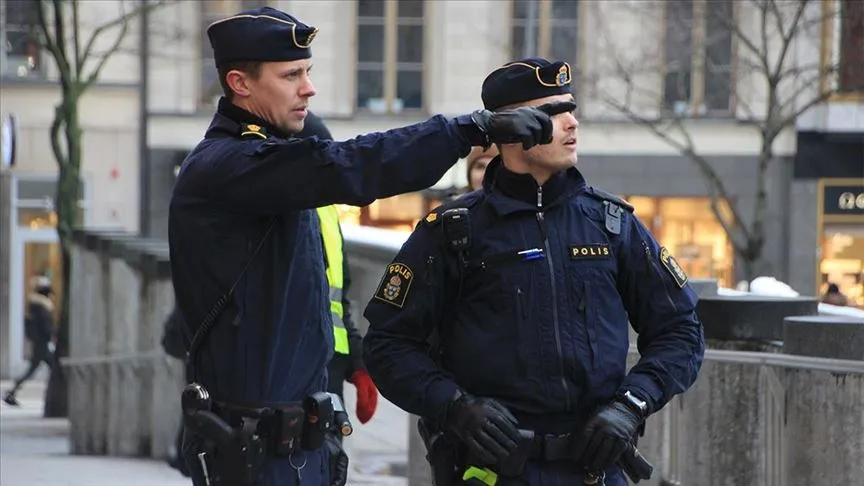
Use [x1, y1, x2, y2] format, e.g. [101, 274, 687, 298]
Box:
[659, 247, 688, 288]
[373, 263, 414, 308]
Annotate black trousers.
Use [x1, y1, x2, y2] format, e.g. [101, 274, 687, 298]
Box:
[11, 342, 55, 391]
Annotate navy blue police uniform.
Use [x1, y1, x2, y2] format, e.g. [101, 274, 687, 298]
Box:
[363, 59, 706, 486]
[170, 8, 558, 486]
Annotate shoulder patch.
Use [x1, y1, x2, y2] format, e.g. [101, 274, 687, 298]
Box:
[659, 247, 688, 288]
[373, 262, 414, 308]
[585, 187, 634, 212]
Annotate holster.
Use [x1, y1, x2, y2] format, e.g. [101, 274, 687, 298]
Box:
[324, 433, 349, 486]
[418, 418, 460, 486]
[185, 411, 267, 486]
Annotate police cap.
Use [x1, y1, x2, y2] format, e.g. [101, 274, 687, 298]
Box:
[207, 6, 318, 66]
[481, 58, 572, 111]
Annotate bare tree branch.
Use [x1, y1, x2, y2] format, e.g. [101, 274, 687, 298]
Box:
[769, 0, 810, 83]
[50, 105, 67, 166]
[79, 0, 170, 73]
[36, 0, 71, 84]
[72, 0, 82, 78]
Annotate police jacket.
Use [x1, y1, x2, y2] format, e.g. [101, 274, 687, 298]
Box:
[169, 98, 475, 405]
[363, 158, 705, 428]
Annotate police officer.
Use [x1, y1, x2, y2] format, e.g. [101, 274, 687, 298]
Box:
[363, 58, 706, 486]
[170, 5, 560, 486]
[297, 112, 378, 425]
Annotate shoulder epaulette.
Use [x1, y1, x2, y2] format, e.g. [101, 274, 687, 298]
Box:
[421, 191, 484, 227]
[585, 187, 634, 212]
[239, 123, 268, 140]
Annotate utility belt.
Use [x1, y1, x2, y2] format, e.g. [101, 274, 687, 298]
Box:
[418, 418, 653, 486]
[182, 383, 353, 486]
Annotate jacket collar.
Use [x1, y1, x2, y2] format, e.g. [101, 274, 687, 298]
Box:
[205, 97, 290, 140]
[482, 156, 586, 216]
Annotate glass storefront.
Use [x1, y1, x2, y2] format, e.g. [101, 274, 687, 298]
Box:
[626, 196, 735, 288]
[818, 179, 864, 308]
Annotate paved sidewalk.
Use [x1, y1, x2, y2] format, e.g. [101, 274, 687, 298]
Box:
[0, 379, 409, 485]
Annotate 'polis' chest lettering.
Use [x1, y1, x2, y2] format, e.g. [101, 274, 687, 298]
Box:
[570, 244, 611, 260]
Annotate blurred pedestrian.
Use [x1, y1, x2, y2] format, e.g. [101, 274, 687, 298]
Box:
[821, 283, 849, 306]
[160, 306, 190, 477]
[465, 145, 498, 192]
[4, 276, 57, 407]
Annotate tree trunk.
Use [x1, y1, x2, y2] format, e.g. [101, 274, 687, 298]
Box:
[44, 96, 82, 418]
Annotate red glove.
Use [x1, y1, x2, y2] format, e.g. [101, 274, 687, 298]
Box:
[350, 369, 378, 424]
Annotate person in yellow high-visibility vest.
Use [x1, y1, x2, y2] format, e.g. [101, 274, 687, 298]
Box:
[299, 112, 378, 426]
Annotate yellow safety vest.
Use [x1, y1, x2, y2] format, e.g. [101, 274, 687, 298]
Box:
[317, 206, 350, 355]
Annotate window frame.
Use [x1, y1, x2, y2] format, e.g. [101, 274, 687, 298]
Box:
[660, 0, 737, 118]
[0, 0, 43, 79]
[354, 0, 428, 115]
[820, 0, 864, 101]
[507, 0, 582, 100]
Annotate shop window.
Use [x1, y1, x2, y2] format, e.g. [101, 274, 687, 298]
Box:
[627, 196, 735, 288]
[358, 192, 425, 232]
[820, 224, 864, 307]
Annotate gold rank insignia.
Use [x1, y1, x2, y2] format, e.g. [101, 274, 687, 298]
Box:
[240, 123, 268, 139]
[660, 247, 688, 288]
[373, 262, 414, 308]
[425, 212, 438, 224]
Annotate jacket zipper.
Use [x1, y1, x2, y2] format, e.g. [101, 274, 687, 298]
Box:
[536, 185, 571, 411]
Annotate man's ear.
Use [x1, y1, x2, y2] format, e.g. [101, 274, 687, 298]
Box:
[225, 70, 251, 98]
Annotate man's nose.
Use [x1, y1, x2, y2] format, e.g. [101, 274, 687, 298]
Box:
[301, 78, 317, 98]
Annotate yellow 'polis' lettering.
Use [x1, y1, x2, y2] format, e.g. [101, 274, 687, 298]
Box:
[570, 245, 610, 259]
[388, 263, 413, 281]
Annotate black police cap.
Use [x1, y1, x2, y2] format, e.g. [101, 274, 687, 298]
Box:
[207, 7, 318, 66]
[481, 58, 572, 111]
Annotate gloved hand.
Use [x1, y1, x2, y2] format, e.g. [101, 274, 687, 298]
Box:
[571, 400, 643, 473]
[444, 393, 521, 465]
[349, 369, 378, 424]
[469, 101, 577, 150]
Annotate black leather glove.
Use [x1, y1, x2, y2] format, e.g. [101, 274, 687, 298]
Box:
[443, 393, 521, 464]
[465, 108, 542, 150]
[571, 400, 643, 472]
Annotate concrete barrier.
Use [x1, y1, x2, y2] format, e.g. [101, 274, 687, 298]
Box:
[64, 229, 182, 459]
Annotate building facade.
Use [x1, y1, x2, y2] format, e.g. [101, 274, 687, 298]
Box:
[1, 0, 862, 377]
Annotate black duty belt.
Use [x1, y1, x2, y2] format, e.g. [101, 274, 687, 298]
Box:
[213, 401, 305, 456]
[527, 432, 575, 462]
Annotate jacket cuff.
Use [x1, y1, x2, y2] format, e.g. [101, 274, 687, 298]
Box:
[620, 373, 662, 415]
[425, 380, 461, 419]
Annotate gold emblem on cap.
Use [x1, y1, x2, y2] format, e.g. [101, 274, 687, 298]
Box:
[556, 65, 568, 86]
[247, 124, 261, 132]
